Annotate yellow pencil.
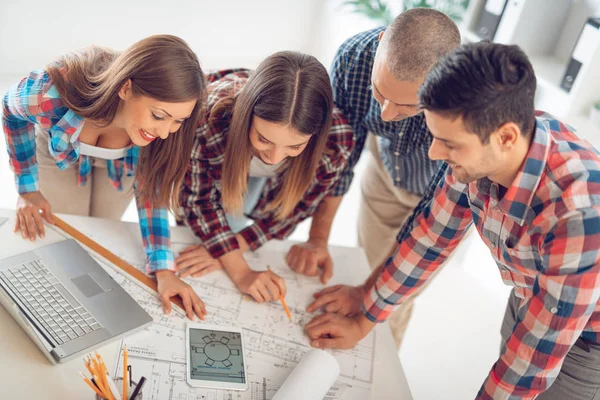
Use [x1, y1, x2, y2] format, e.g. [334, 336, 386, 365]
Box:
[93, 373, 112, 400]
[267, 265, 292, 321]
[96, 352, 109, 382]
[95, 353, 115, 400]
[79, 371, 105, 398]
[280, 297, 292, 320]
[91, 357, 107, 393]
[85, 358, 111, 399]
[84, 357, 95, 378]
[86, 355, 109, 398]
[123, 346, 128, 400]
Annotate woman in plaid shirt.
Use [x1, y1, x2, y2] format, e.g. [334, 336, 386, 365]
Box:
[177, 52, 354, 303]
[2, 35, 207, 320]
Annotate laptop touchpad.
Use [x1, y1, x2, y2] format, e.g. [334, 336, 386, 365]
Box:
[72, 274, 105, 298]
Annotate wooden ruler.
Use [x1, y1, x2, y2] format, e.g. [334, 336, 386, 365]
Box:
[51, 214, 184, 310]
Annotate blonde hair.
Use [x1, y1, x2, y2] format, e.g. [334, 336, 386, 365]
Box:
[47, 35, 206, 210]
[211, 51, 333, 220]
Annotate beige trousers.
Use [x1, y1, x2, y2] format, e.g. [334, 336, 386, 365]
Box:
[358, 133, 443, 348]
[35, 130, 135, 219]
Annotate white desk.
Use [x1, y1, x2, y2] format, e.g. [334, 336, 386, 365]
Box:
[0, 209, 412, 400]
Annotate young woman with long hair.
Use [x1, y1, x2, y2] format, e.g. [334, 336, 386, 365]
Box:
[177, 52, 354, 303]
[2, 35, 207, 319]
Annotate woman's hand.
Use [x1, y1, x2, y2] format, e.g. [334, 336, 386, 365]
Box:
[233, 269, 287, 303]
[175, 244, 223, 278]
[15, 191, 54, 241]
[286, 239, 334, 283]
[156, 270, 207, 320]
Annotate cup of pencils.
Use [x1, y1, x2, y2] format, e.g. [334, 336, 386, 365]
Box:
[93, 378, 142, 400]
[79, 348, 146, 400]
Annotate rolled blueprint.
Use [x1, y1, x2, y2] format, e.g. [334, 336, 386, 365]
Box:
[272, 349, 341, 400]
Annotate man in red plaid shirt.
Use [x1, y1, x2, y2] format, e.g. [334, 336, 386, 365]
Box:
[305, 42, 600, 399]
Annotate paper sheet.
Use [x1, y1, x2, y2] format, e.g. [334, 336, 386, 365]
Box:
[272, 349, 340, 400]
[107, 245, 375, 399]
[37, 222, 374, 399]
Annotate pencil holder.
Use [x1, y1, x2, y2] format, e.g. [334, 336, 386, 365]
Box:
[95, 377, 142, 400]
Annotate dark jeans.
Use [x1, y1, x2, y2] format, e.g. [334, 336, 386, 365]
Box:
[501, 289, 600, 399]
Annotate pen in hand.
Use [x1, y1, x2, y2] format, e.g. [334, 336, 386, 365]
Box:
[267, 265, 292, 321]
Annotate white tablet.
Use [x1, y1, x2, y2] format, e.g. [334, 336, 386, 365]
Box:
[186, 323, 249, 391]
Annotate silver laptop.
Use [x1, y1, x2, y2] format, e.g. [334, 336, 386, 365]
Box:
[0, 238, 153, 364]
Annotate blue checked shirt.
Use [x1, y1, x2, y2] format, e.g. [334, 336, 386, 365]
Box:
[330, 26, 442, 196]
[2, 69, 174, 273]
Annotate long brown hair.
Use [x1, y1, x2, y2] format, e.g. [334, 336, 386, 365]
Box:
[214, 51, 333, 220]
[47, 35, 206, 210]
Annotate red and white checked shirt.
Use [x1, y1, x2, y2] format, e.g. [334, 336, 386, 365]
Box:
[363, 112, 600, 399]
[180, 70, 354, 258]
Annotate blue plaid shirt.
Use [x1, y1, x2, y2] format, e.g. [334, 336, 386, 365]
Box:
[2, 69, 174, 273]
[330, 27, 442, 196]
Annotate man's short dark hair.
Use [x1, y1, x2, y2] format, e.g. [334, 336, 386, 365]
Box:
[419, 42, 537, 143]
[382, 8, 461, 81]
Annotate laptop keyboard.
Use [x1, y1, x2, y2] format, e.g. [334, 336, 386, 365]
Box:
[0, 260, 102, 346]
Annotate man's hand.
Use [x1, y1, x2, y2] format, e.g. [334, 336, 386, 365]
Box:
[175, 244, 222, 278]
[285, 239, 333, 283]
[306, 284, 366, 316]
[156, 270, 207, 320]
[305, 313, 376, 349]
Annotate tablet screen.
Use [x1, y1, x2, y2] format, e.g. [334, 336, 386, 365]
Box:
[188, 328, 246, 384]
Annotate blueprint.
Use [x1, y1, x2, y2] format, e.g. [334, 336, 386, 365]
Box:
[47, 225, 374, 400]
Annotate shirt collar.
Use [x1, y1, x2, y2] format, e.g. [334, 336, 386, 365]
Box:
[482, 117, 551, 225]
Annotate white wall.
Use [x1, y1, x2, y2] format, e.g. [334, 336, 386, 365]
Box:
[0, 0, 408, 77]
[0, 0, 324, 74]
[312, 0, 383, 70]
[312, 0, 404, 69]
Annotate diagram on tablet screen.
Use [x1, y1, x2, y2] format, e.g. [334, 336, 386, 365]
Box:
[189, 328, 245, 384]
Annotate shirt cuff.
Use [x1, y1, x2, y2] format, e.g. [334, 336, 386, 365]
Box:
[238, 221, 271, 251]
[362, 286, 398, 323]
[16, 172, 40, 194]
[146, 249, 175, 274]
[202, 228, 240, 259]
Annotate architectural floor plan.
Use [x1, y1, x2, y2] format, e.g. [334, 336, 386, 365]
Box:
[48, 225, 374, 399]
